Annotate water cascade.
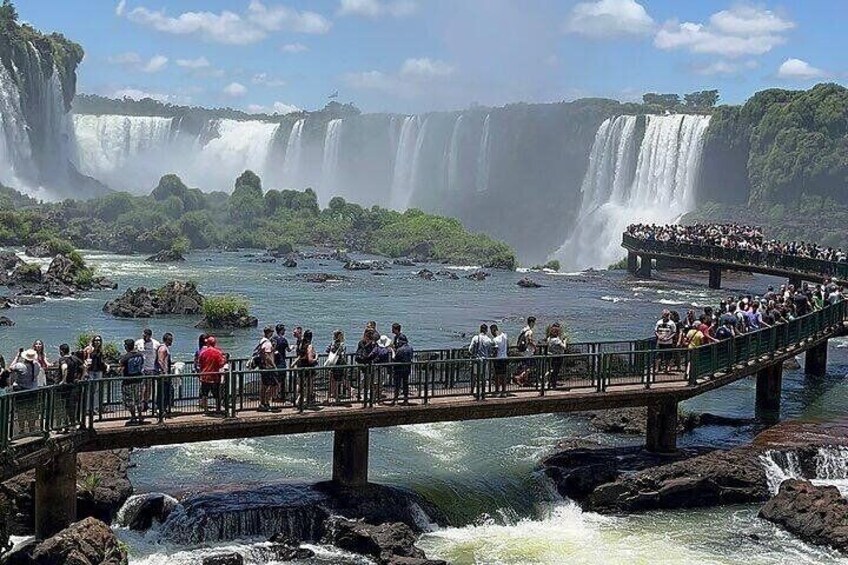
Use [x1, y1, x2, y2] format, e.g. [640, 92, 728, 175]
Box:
[319, 119, 343, 204]
[0, 60, 33, 187]
[759, 450, 802, 494]
[555, 114, 712, 270]
[389, 115, 420, 210]
[476, 114, 491, 193]
[281, 118, 305, 187]
[446, 115, 464, 194]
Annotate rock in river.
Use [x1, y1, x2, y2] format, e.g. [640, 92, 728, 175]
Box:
[323, 517, 446, 565]
[517, 277, 543, 288]
[759, 479, 848, 553]
[103, 280, 204, 318]
[27, 517, 126, 565]
[145, 249, 185, 262]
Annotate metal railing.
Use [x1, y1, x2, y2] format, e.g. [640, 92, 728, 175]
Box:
[1, 238, 846, 448]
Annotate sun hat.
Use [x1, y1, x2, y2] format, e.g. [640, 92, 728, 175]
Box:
[377, 335, 392, 348]
[21, 349, 38, 362]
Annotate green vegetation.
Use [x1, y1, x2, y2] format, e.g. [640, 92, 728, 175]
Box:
[642, 90, 720, 113]
[532, 260, 560, 272]
[0, 170, 517, 268]
[203, 295, 250, 325]
[15, 262, 41, 279]
[607, 257, 628, 271]
[77, 472, 102, 495]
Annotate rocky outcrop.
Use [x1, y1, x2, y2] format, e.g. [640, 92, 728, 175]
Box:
[5, 255, 115, 297]
[435, 270, 459, 280]
[303, 273, 347, 284]
[195, 313, 258, 329]
[393, 258, 416, 267]
[417, 269, 434, 280]
[24, 243, 53, 258]
[0, 252, 23, 272]
[586, 447, 769, 514]
[268, 243, 294, 258]
[580, 408, 754, 436]
[759, 479, 848, 553]
[28, 517, 126, 565]
[517, 277, 543, 288]
[0, 316, 14, 326]
[103, 280, 204, 318]
[282, 255, 298, 268]
[115, 492, 178, 531]
[261, 535, 316, 561]
[145, 249, 185, 262]
[323, 518, 446, 565]
[202, 553, 243, 565]
[465, 270, 489, 281]
[345, 260, 390, 271]
[1, 450, 133, 535]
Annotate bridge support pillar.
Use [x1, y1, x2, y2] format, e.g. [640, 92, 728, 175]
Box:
[805, 341, 828, 377]
[332, 428, 369, 486]
[755, 364, 782, 423]
[708, 266, 722, 289]
[35, 451, 77, 540]
[627, 251, 638, 274]
[635, 255, 651, 279]
[645, 399, 677, 454]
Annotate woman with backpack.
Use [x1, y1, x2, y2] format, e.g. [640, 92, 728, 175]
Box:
[513, 316, 536, 387]
[295, 330, 318, 408]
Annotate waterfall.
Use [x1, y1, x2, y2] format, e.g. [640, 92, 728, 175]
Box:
[281, 118, 305, 187]
[319, 119, 343, 203]
[446, 115, 464, 193]
[0, 60, 32, 188]
[476, 114, 491, 193]
[815, 446, 848, 480]
[760, 450, 802, 494]
[406, 115, 432, 210]
[72, 114, 174, 181]
[389, 116, 420, 210]
[554, 114, 711, 270]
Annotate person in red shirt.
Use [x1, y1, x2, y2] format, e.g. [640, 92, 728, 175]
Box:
[198, 336, 227, 414]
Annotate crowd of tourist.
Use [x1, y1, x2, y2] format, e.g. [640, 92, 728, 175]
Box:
[627, 223, 848, 263]
[632, 224, 847, 373]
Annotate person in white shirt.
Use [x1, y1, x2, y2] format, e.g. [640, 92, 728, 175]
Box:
[135, 328, 160, 413]
[654, 310, 676, 373]
[513, 316, 536, 386]
[490, 324, 508, 397]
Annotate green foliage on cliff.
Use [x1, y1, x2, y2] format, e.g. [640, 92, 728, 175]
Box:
[0, 172, 518, 269]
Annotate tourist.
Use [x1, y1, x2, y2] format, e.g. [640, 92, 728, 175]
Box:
[135, 328, 160, 413]
[295, 329, 318, 407]
[546, 323, 567, 389]
[31, 340, 49, 386]
[194, 333, 209, 370]
[83, 336, 107, 381]
[468, 324, 493, 359]
[119, 338, 146, 426]
[370, 334, 394, 403]
[256, 326, 279, 413]
[654, 310, 676, 373]
[715, 317, 735, 340]
[293, 326, 304, 353]
[198, 336, 227, 415]
[10, 349, 40, 391]
[273, 324, 292, 402]
[391, 323, 407, 349]
[156, 332, 174, 416]
[392, 334, 413, 405]
[513, 316, 536, 386]
[490, 324, 509, 397]
[325, 330, 347, 403]
[57, 343, 83, 431]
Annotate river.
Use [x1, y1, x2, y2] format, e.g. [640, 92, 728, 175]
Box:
[3, 248, 848, 564]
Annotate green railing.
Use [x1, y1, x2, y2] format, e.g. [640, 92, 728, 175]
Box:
[1, 238, 846, 449]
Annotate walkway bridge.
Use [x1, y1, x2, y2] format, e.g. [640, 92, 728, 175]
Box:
[4, 235, 847, 538]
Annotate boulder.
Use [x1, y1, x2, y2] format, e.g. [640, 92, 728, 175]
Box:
[116, 492, 178, 531]
[0, 296, 12, 308]
[759, 479, 848, 553]
[586, 447, 769, 514]
[323, 517, 440, 565]
[304, 273, 346, 284]
[146, 249, 186, 262]
[517, 277, 543, 288]
[195, 313, 258, 329]
[406, 241, 434, 262]
[92, 278, 117, 290]
[29, 517, 126, 565]
[435, 270, 459, 280]
[344, 260, 372, 271]
[261, 534, 316, 561]
[393, 258, 416, 267]
[24, 243, 53, 258]
[45, 254, 77, 285]
[249, 256, 276, 264]
[465, 270, 490, 281]
[282, 255, 298, 268]
[202, 553, 244, 565]
[417, 269, 434, 280]
[9, 263, 42, 284]
[1, 450, 133, 535]
[103, 281, 204, 318]
[0, 316, 14, 326]
[268, 243, 294, 258]
[580, 408, 752, 436]
[14, 295, 46, 306]
[0, 251, 23, 272]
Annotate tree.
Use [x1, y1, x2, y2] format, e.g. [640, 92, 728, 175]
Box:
[643, 93, 680, 109]
[0, 1, 18, 24]
[229, 170, 264, 225]
[684, 90, 720, 109]
[151, 174, 188, 202]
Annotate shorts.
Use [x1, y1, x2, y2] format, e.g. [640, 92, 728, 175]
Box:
[121, 381, 143, 409]
[493, 359, 508, 378]
[657, 343, 674, 360]
[200, 382, 221, 399]
[261, 372, 279, 387]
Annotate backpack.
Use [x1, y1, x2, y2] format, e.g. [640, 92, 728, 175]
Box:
[516, 329, 529, 353]
[61, 355, 84, 383]
[125, 353, 144, 377]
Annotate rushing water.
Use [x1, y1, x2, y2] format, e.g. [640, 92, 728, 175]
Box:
[2, 250, 848, 563]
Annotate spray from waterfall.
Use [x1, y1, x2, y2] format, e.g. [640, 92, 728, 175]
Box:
[282, 119, 305, 187]
[555, 114, 711, 270]
[319, 119, 344, 204]
[476, 114, 491, 193]
[446, 115, 464, 194]
[389, 116, 420, 210]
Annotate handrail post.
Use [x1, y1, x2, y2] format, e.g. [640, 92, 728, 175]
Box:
[298, 371, 305, 413]
[156, 376, 165, 424]
[0, 395, 8, 451]
[228, 365, 236, 418]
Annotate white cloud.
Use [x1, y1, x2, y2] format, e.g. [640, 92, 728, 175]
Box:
[125, 1, 330, 45]
[115, 0, 127, 16]
[564, 0, 654, 39]
[142, 54, 168, 73]
[112, 88, 172, 103]
[108, 52, 168, 73]
[693, 59, 758, 76]
[223, 82, 248, 97]
[282, 42, 308, 53]
[175, 56, 211, 69]
[247, 101, 302, 115]
[252, 73, 287, 87]
[655, 5, 794, 58]
[337, 0, 417, 18]
[777, 58, 828, 80]
[345, 57, 455, 96]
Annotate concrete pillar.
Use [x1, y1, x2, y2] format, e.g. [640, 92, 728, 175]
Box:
[635, 255, 652, 279]
[332, 428, 369, 486]
[805, 341, 828, 377]
[708, 266, 722, 290]
[645, 399, 677, 454]
[627, 251, 638, 274]
[755, 364, 782, 423]
[35, 451, 77, 539]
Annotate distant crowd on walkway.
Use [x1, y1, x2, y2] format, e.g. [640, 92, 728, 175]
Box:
[0, 316, 569, 426]
[627, 223, 848, 263]
[636, 223, 847, 372]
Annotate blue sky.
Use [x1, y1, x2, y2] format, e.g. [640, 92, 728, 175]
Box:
[17, 0, 848, 114]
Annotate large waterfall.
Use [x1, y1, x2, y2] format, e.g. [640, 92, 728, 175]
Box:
[555, 114, 712, 270]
